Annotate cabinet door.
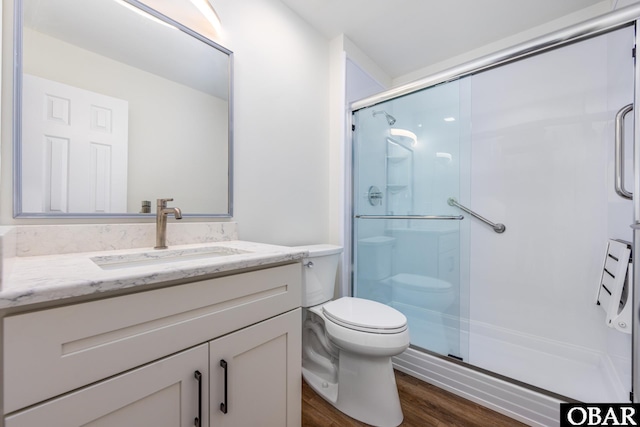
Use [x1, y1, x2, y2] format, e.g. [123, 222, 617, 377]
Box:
[5, 344, 208, 427]
[210, 309, 301, 427]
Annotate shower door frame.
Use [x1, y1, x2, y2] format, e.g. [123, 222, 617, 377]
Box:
[348, 3, 640, 421]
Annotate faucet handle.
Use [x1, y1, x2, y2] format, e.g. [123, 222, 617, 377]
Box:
[157, 198, 174, 208]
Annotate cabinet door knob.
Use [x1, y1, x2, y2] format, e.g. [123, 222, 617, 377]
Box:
[194, 370, 202, 426]
[220, 359, 229, 414]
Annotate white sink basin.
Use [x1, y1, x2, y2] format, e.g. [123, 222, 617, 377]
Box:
[91, 246, 251, 270]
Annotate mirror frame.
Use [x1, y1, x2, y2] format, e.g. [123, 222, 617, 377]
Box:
[12, 0, 234, 218]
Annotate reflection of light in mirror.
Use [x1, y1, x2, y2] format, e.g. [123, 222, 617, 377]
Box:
[390, 128, 417, 146]
[444, 117, 456, 122]
[436, 152, 452, 163]
[190, 0, 223, 33]
[113, 0, 176, 29]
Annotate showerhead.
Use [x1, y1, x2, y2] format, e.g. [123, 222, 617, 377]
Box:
[373, 110, 396, 126]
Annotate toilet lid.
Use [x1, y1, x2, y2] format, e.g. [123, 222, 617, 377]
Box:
[391, 273, 452, 292]
[323, 297, 407, 334]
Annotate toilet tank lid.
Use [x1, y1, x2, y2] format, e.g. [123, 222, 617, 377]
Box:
[358, 236, 395, 245]
[293, 244, 343, 257]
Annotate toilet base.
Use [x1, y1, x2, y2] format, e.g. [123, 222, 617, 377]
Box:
[303, 351, 404, 427]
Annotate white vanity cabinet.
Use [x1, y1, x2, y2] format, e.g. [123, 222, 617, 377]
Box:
[2, 263, 302, 427]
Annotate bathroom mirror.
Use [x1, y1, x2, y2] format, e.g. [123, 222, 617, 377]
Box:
[13, 0, 233, 218]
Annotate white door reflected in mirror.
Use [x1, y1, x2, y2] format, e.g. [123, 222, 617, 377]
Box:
[22, 74, 129, 213]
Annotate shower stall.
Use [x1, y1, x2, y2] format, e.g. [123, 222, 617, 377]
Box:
[350, 6, 640, 425]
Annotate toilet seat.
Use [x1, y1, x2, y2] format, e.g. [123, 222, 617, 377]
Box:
[323, 297, 407, 334]
[391, 273, 452, 293]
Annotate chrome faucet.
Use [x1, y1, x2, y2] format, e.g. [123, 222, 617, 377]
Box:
[155, 198, 182, 249]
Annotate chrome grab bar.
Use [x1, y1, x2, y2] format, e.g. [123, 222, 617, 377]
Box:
[355, 214, 463, 220]
[615, 104, 633, 200]
[447, 198, 506, 233]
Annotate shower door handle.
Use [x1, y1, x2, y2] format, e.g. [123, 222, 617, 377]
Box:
[615, 103, 633, 200]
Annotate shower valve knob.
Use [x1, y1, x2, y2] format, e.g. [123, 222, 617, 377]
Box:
[367, 186, 383, 206]
[304, 261, 314, 268]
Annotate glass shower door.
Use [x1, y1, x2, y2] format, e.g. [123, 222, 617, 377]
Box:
[352, 79, 469, 360]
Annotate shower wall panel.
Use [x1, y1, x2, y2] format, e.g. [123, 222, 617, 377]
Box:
[466, 27, 633, 400]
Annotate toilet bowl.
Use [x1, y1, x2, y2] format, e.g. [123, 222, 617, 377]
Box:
[296, 245, 410, 427]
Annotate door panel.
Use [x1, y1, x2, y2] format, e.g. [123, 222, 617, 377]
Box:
[22, 74, 128, 213]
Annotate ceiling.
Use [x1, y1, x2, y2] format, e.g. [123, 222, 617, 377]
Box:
[279, 0, 608, 80]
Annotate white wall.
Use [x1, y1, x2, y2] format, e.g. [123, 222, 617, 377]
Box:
[1, 0, 332, 247]
[212, 0, 330, 245]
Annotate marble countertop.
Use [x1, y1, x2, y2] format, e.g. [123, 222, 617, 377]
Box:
[0, 241, 306, 310]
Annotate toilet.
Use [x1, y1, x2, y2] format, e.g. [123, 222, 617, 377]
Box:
[297, 244, 410, 427]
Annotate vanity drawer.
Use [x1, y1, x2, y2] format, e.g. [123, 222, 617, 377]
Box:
[3, 263, 301, 413]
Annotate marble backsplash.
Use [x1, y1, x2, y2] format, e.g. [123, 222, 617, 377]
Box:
[0, 227, 17, 281]
[8, 222, 238, 257]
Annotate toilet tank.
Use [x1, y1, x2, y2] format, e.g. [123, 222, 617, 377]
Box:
[294, 244, 342, 307]
[357, 236, 395, 280]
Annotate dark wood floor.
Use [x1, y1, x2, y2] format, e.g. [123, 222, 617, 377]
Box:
[302, 370, 527, 427]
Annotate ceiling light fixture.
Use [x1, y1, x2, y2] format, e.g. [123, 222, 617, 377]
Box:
[444, 117, 456, 122]
[189, 0, 223, 33]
